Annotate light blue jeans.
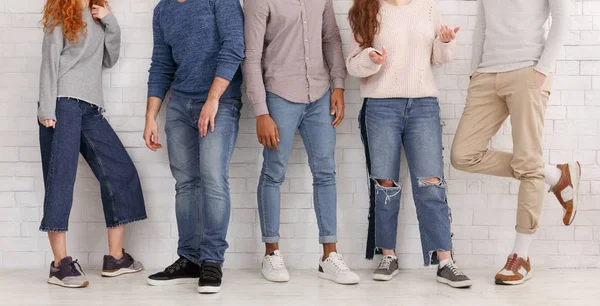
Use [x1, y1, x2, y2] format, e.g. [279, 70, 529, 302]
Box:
[360, 97, 452, 266]
[165, 94, 241, 264]
[258, 91, 337, 244]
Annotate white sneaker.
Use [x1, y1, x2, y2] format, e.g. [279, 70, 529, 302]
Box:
[261, 250, 290, 282]
[318, 252, 360, 285]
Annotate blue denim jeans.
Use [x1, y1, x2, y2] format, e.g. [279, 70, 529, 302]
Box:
[165, 95, 241, 265]
[257, 91, 337, 244]
[39, 98, 147, 232]
[359, 97, 452, 266]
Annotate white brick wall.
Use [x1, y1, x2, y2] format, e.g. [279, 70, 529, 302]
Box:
[0, 0, 599, 270]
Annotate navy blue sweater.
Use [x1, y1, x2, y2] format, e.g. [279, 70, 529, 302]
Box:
[148, 0, 245, 101]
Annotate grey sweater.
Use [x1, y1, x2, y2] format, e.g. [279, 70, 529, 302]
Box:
[472, 0, 570, 76]
[38, 9, 121, 121]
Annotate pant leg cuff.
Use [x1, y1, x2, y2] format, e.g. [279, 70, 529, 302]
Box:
[515, 226, 537, 235]
[262, 236, 280, 243]
[319, 235, 337, 244]
[179, 253, 201, 266]
[39, 226, 68, 232]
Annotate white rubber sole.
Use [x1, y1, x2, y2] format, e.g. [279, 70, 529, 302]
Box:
[318, 271, 360, 285]
[373, 269, 399, 281]
[262, 271, 290, 283]
[197, 285, 221, 294]
[566, 162, 581, 225]
[102, 267, 143, 277]
[436, 276, 473, 288]
[147, 277, 198, 286]
[495, 271, 533, 285]
[47, 277, 89, 288]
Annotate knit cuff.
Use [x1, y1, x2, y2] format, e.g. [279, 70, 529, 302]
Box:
[433, 39, 456, 65]
[252, 101, 269, 117]
[359, 48, 383, 74]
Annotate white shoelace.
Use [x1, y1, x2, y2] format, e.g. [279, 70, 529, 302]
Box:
[378, 256, 395, 270]
[266, 254, 286, 270]
[445, 261, 465, 276]
[328, 253, 350, 271]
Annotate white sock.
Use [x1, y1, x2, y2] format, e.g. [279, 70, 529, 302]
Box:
[512, 232, 533, 259]
[439, 258, 451, 267]
[544, 164, 562, 187]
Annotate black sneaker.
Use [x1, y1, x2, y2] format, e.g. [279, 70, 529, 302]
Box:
[198, 262, 223, 294]
[101, 249, 144, 277]
[436, 259, 472, 288]
[147, 257, 200, 286]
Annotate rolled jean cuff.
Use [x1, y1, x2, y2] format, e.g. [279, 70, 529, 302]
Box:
[262, 235, 280, 243]
[319, 235, 338, 244]
[515, 225, 537, 235]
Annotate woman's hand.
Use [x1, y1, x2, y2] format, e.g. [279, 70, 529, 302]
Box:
[40, 119, 56, 129]
[91, 4, 110, 20]
[369, 47, 387, 65]
[439, 25, 460, 43]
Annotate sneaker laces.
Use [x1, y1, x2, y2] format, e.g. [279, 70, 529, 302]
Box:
[266, 254, 286, 270]
[504, 255, 518, 271]
[328, 253, 350, 271]
[445, 260, 464, 276]
[378, 256, 395, 270]
[63, 259, 85, 276]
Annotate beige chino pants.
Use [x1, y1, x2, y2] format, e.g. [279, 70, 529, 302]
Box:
[451, 66, 553, 235]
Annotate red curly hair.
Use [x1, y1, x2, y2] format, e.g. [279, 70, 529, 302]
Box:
[348, 0, 381, 48]
[42, 0, 108, 44]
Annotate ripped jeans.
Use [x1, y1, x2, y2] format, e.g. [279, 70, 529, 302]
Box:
[359, 97, 452, 266]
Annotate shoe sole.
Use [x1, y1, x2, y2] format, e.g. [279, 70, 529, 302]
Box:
[373, 269, 399, 281]
[495, 271, 533, 285]
[261, 271, 290, 283]
[102, 267, 144, 277]
[197, 285, 221, 294]
[565, 162, 581, 226]
[318, 271, 359, 285]
[47, 277, 89, 288]
[147, 278, 198, 286]
[436, 276, 472, 288]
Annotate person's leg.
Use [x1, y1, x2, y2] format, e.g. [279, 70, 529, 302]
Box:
[147, 96, 202, 286]
[362, 97, 405, 281]
[298, 91, 338, 256]
[402, 97, 471, 288]
[257, 93, 303, 283]
[77, 102, 146, 276]
[39, 98, 88, 288]
[451, 72, 512, 176]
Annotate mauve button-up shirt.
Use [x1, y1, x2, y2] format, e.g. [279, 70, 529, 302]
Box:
[242, 0, 347, 117]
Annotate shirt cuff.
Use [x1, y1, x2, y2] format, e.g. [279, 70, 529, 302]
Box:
[100, 14, 118, 27]
[252, 102, 269, 117]
[332, 78, 345, 90]
[147, 86, 167, 101]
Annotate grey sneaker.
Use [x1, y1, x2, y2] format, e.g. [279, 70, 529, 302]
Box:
[436, 259, 472, 288]
[47, 257, 89, 288]
[373, 255, 399, 281]
[101, 249, 144, 277]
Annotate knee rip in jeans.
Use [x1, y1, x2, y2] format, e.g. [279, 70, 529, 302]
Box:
[417, 177, 446, 188]
[373, 178, 401, 205]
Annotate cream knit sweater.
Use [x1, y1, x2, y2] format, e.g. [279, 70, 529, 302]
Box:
[346, 0, 455, 99]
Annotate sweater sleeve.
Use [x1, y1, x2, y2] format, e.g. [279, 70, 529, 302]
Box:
[38, 26, 64, 121]
[213, 0, 245, 81]
[101, 13, 121, 68]
[535, 0, 570, 76]
[322, 0, 346, 90]
[241, 0, 270, 117]
[471, 0, 485, 74]
[431, 3, 456, 67]
[345, 40, 382, 78]
[147, 5, 176, 100]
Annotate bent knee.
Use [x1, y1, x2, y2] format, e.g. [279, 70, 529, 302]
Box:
[376, 179, 397, 188]
[450, 148, 479, 170]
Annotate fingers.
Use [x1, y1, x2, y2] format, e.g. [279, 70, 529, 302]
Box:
[199, 116, 208, 137]
[454, 26, 461, 34]
[51, 120, 56, 128]
[332, 103, 344, 127]
[143, 132, 154, 151]
[40, 119, 56, 128]
[209, 116, 215, 133]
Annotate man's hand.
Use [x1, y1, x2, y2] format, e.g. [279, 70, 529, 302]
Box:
[91, 4, 110, 20]
[256, 114, 279, 150]
[330, 88, 345, 127]
[40, 119, 56, 129]
[534, 70, 546, 88]
[369, 47, 387, 65]
[199, 99, 219, 137]
[439, 25, 460, 43]
[143, 118, 162, 151]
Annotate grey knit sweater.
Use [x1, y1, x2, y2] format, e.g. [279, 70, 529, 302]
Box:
[38, 9, 121, 121]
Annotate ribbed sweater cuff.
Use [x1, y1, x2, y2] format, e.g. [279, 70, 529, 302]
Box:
[253, 102, 269, 117]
